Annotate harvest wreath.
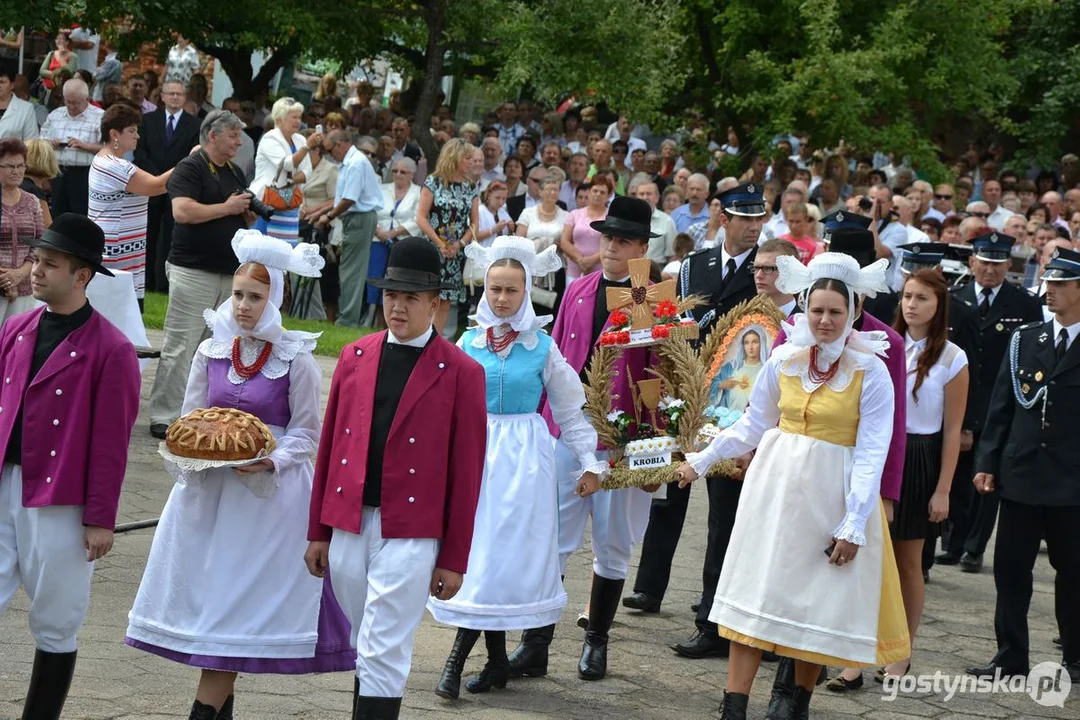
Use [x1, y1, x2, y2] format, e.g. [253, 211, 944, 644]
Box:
[581, 257, 708, 489]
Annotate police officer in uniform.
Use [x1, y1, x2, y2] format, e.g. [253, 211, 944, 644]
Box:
[624, 184, 762, 660]
[936, 233, 1043, 573]
[965, 247, 1080, 684]
[893, 242, 983, 578]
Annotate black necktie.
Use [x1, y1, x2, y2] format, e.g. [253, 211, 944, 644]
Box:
[724, 258, 737, 280]
[1056, 328, 1069, 365]
[166, 114, 175, 144]
[979, 287, 992, 318]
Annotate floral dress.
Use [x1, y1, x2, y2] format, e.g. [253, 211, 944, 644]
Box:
[423, 176, 477, 304]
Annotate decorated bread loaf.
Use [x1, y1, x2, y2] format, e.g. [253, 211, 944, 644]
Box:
[165, 407, 277, 461]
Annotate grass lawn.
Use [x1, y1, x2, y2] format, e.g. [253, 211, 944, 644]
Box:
[143, 292, 373, 358]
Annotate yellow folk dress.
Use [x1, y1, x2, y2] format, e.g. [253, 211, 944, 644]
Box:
[686, 340, 910, 667]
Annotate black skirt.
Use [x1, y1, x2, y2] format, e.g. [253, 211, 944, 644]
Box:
[891, 432, 943, 541]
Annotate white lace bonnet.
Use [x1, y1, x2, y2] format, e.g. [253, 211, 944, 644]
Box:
[464, 236, 563, 332]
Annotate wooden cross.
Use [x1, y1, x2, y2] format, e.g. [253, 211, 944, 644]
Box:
[605, 257, 677, 330]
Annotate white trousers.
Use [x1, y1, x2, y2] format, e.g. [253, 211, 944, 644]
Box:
[555, 441, 655, 580]
[0, 464, 94, 653]
[330, 507, 439, 698]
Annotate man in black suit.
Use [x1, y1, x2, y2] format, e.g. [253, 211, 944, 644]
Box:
[134, 79, 200, 293]
[621, 183, 762, 660]
[966, 247, 1080, 685]
[936, 232, 1043, 573]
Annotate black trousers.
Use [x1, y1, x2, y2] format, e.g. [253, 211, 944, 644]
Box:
[992, 499, 1080, 670]
[144, 196, 176, 294]
[633, 480, 692, 601]
[696, 477, 743, 636]
[941, 446, 997, 557]
[50, 165, 90, 218]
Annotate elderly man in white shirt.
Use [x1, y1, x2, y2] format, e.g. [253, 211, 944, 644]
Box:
[39, 77, 103, 216]
[981, 179, 1015, 230]
[628, 173, 677, 263]
[478, 136, 504, 189]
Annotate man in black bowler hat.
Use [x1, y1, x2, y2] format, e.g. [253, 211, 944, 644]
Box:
[630, 183, 762, 660]
[0, 213, 140, 720]
[937, 232, 1042, 574]
[966, 246, 1080, 684]
[307, 236, 487, 719]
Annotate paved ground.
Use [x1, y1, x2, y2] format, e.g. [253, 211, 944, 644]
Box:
[0, 329, 1075, 719]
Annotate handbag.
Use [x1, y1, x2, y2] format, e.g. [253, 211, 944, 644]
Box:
[261, 134, 304, 211]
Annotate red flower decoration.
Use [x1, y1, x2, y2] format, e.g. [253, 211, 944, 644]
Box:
[609, 311, 630, 328]
[618, 331, 631, 344]
[651, 325, 671, 339]
[654, 300, 678, 318]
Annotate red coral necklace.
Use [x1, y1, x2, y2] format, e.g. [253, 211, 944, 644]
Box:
[486, 326, 519, 354]
[232, 337, 274, 380]
[807, 345, 841, 385]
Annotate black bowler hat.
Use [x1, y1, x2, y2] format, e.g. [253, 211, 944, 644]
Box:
[590, 196, 659, 239]
[20, 213, 115, 277]
[370, 236, 455, 292]
[827, 229, 877, 269]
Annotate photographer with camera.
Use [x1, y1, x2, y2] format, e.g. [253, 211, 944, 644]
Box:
[147, 109, 255, 439]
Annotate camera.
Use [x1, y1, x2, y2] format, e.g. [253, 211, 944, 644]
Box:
[858, 197, 873, 212]
[235, 190, 275, 221]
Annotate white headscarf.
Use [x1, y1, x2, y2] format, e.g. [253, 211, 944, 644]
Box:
[204, 229, 326, 346]
[464, 236, 563, 333]
[775, 253, 890, 369]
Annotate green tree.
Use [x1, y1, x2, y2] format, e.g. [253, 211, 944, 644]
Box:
[668, 0, 1022, 176]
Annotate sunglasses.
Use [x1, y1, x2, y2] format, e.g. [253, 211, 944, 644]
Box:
[970, 212, 990, 219]
[934, 194, 953, 200]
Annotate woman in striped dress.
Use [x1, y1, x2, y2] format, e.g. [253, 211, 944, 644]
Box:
[249, 98, 321, 246]
[89, 103, 172, 307]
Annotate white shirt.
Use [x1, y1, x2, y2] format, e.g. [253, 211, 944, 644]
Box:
[376, 183, 422, 237]
[647, 209, 678, 264]
[0, 96, 40, 141]
[971, 281, 1002, 308]
[777, 298, 798, 317]
[40, 104, 104, 166]
[721, 243, 754, 279]
[905, 225, 931, 244]
[1052, 318, 1080, 351]
[517, 204, 568, 253]
[904, 337, 968, 434]
[879, 220, 909, 291]
[762, 213, 789, 241]
[479, 165, 505, 189]
[986, 204, 1016, 231]
[477, 204, 512, 247]
[69, 28, 100, 71]
[388, 325, 433, 347]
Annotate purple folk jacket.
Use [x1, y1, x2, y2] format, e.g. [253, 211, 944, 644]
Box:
[0, 306, 141, 528]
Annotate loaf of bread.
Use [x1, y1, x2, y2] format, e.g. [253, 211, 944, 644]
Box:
[165, 407, 277, 461]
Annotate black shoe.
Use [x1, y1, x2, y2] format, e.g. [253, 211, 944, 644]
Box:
[22, 649, 77, 720]
[1053, 636, 1062, 647]
[959, 552, 983, 573]
[825, 673, 864, 692]
[1065, 661, 1080, 683]
[353, 695, 402, 720]
[434, 628, 480, 700]
[767, 657, 795, 716]
[934, 550, 961, 565]
[622, 591, 661, 613]
[578, 575, 625, 681]
[671, 630, 729, 659]
[762, 650, 780, 662]
[790, 686, 812, 720]
[216, 695, 234, 720]
[964, 662, 1028, 680]
[691, 594, 702, 613]
[189, 701, 218, 720]
[507, 624, 554, 678]
[465, 631, 509, 694]
[150, 423, 169, 439]
[716, 690, 749, 720]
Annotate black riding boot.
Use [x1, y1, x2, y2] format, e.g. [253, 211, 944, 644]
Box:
[353, 695, 402, 720]
[466, 630, 509, 693]
[216, 694, 234, 720]
[577, 575, 625, 680]
[434, 627, 481, 700]
[507, 624, 555, 677]
[21, 649, 77, 720]
[717, 690, 749, 719]
[188, 701, 218, 720]
[766, 657, 796, 718]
